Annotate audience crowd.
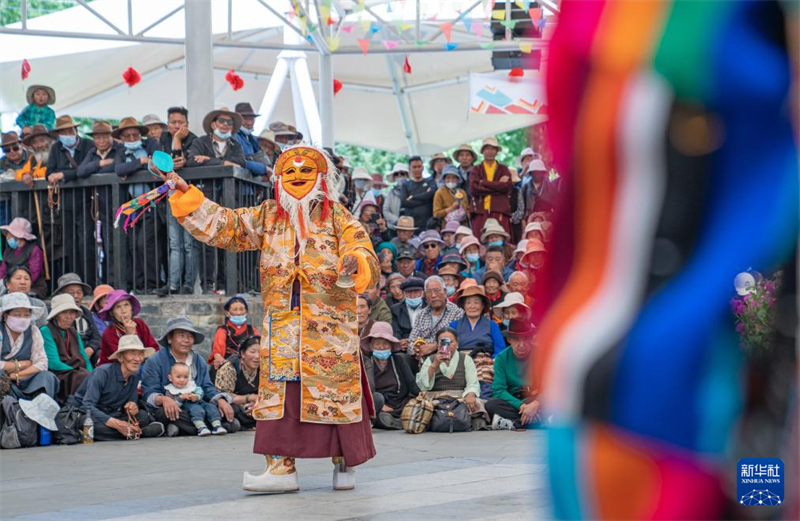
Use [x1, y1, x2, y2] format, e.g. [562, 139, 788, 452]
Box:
[0, 83, 558, 446]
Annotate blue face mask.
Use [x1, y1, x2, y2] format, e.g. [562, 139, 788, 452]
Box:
[502, 319, 510, 327]
[214, 129, 231, 140]
[229, 315, 247, 326]
[487, 240, 504, 248]
[405, 296, 423, 309]
[354, 179, 369, 190]
[371, 188, 382, 197]
[466, 253, 480, 264]
[445, 285, 456, 296]
[124, 140, 142, 151]
[59, 135, 77, 147]
[240, 127, 252, 135]
[373, 349, 392, 360]
[6, 238, 19, 249]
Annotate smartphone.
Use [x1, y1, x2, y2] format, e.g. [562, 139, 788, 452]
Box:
[438, 337, 452, 360]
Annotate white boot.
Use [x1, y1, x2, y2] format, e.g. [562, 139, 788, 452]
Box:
[243, 456, 300, 493]
[332, 457, 356, 491]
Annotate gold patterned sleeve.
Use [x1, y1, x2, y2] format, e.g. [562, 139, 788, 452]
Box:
[168, 185, 266, 253]
[214, 361, 237, 394]
[334, 203, 380, 293]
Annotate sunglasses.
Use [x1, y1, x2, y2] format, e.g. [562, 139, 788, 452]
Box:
[422, 243, 439, 250]
[2, 144, 20, 153]
[216, 117, 234, 126]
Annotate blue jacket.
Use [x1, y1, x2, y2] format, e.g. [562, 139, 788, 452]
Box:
[474, 265, 514, 284]
[141, 347, 221, 408]
[68, 362, 138, 424]
[234, 129, 268, 176]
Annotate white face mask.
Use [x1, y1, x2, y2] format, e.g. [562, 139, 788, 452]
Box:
[5, 315, 32, 333]
[445, 181, 458, 190]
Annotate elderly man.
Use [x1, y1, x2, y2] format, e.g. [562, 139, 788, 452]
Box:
[268, 121, 302, 148]
[390, 276, 426, 346]
[469, 137, 513, 237]
[142, 114, 167, 142]
[45, 115, 93, 186]
[68, 335, 165, 440]
[77, 121, 119, 178]
[507, 271, 530, 296]
[188, 107, 246, 169]
[389, 216, 417, 251]
[15, 125, 52, 187]
[407, 276, 464, 360]
[396, 246, 425, 280]
[142, 316, 239, 437]
[234, 102, 271, 177]
[415, 230, 444, 278]
[399, 156, 436, 229]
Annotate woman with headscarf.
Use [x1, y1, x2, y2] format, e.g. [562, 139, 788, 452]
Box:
[97, 290, 159, 365]
[40, 294, 93, 402]
[0, 218, 46, 299]
[214, 335, 261, 430]
[208, 295, 259, 378]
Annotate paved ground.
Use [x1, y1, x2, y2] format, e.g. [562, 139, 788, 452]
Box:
[0, 429, 551, 520]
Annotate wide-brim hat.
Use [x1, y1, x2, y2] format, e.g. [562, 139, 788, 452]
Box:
[457, 285, 491, 311]
[47, 294, 82, 321]
[26, 84, 56, 105]
[98, 290, 141, 321]
[517, 147, 535, 168]
[492, 292, 531, 319]
[234, 102, 261, 118]
[481, 270, 505, 287]
[0, 217, 36, 241]
[388, 163, 409, 180]
[438, 263, 464, 281]
[370, 173, 388, 188]
[141, 114, 167, 129]
[51, 115, 79, 134]
[352, 166, 371, 181]
[22, 124, 52, 146]
[441, 164, 462, 183]
[51, 273, 91, 299]
[112, 117, 150, 139]
[428, 153, 448, 170]
[257, 129, 277, 146]
[480, 136, 502, 153]
[269, 121, 302, 139]
[417, 230, 445, 250]
[158, 316, 205, 347]
[202, 107, 243, 135]
[514, 239, 529, 255]
[503, 318, 535, 338]
[395, 216, 418, 231]
[441, 221, 461, 235]
[365, 321, 400, 346]
[458, 236, 486, 258]
[0, 292, 44, 320]
[87, 120, 113, 136]
[109, 334, 155, 361]
[439, 252, 467, 270]
[18, 394, 59, 431]
[89, 285, 114, 311]
[524, 222, 545, 235]
[455, 226, 473, 238]
[480, 223, 511, 242]
[529, 158, 547, 172]
[453, 278, 478, 301]
[1, 131, 20, 148]
[452, 144, 477, 163]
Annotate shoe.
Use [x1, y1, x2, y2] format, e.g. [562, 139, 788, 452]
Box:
[377, 412, 402, 430]
[491, 415, 516, 431]
[212, 425, 227, 435]
[332, 457, 356, 490]
[224, 418, 241, 434]
[181, 285, 194, 295]
[243, 456, 300, 493]
[198, 426, 212, 437]
[166, 424, 180, 437]
[153, 286, 173, 298]
[142, 422, 165, 438]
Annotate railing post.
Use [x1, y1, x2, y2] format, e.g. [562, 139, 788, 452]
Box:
[222, 173, 237, 295]
[111, 182, 128, 290]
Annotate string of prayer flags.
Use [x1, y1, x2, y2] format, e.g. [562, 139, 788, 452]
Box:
[479, 41, 494, 50]
[369, 24, 382, 35]
[471, 20, 484, 40]
[341, 24, 354, 33]
[529, 6, 542, 27]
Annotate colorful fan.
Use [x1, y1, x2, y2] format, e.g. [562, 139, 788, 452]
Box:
[114, 151, 176, 232]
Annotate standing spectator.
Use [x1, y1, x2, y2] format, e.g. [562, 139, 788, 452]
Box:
[257, 129, 279, 166]
[97, 290, 159, 365]
[407, 276, 464, 360]
[469, 137, 513, 237]
[67, 335, 165, 440]
[77, 120, 120, 178]
[370, 174, 387, 211]
[159, 106, 196, 169]
[452, 144, 477, 196]
[519, 158, 558, 215]
[383, 163, 409, 231]
[0, 218, 46, 299]
[433, 165, 469, 225]
[350, 167, 372, 211]
[390, 277, 426, 346]
[41, 294, 93, 402]
[14, 125, 52, 186]
[234, 102, 271, 177]
[89, 284, 114, 336]
[51, 273, 101, 365]
[450, 285, 505, 356]
[1, 132, 28, 174]
[142, 316, 238, 436]
[142, 114, 168, 142]
[385, 273, 406, 308]
[390, 216, 417, 251]
[486, 319, 540, 430]
[15, 85, 56, 130]
[400, 156, 436, 229]
[356, 194, 390, 248]
[428, 153, 448, 188]
[268, 121, 302, 148]
[214, 335, 261, 430]
[208, 295, 259, 375]
[1, 267, 48, 326]
[415, 230, 444, 277]
[396, 246, 426, 280]
[46, 115, 93, 185]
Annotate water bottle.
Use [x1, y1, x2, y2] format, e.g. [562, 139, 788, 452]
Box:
[82, 416, 94, 445]
[39, 425, 51, 446]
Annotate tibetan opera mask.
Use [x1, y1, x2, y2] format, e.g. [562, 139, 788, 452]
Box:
[274, 147, 328, 200]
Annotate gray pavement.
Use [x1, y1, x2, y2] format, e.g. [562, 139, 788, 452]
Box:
[0, 429, 551, 520]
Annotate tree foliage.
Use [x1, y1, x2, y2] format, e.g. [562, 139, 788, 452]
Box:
[0, 0, 83, 26]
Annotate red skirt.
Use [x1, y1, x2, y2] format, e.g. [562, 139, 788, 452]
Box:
[253, 381, 376, 467]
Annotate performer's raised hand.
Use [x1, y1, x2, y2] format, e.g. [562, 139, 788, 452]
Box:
[151, 159, 189, 193]
[340, 254, 359, 275]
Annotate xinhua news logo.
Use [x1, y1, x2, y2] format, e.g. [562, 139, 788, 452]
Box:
[737, 458, 783, 506]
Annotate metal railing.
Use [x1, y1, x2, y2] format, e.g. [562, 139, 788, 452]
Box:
[1, 166, 271, 297]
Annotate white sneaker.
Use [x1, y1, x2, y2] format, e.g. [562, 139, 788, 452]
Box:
[332, 459, 356, 490]
[491, 415, 516, 431]
[243, 469, 299, 493]
[197, 426, 211, 437]
[212, 425, 227, 435]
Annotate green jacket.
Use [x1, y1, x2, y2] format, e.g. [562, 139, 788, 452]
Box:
[492, 347, 530, 410]
[40, 325, 93, 372]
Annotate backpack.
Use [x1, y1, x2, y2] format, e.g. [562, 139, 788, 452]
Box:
[54, 405, 85, 445]
[429, 397, 472, 433]
[0, 395, 39, 449]
[400, 392, 434, 434]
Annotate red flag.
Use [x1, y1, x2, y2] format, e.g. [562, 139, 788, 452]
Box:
[122, 66, 141, 87]
[20, 59, 31, 80]
[439, 21, 453, 42]
[333, 78, 343, 95]
[357, 38, 371, 55]
[508, 67, 524, 78]
[225, 69, 245, 91]
[403, 56, 412, 74]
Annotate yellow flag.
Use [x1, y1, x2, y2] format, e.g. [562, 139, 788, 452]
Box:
[519, 42, 532, 53]
[327, 37, 340, 52]
[491, 10, 505, 20]
[361, 19, 371, 34]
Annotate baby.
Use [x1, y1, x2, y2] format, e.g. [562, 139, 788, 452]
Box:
[164, 362, 226, 436]
[16, 85, 56, 130]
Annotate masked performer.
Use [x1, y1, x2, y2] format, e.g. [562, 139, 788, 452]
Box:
[160, 145, 378, 493]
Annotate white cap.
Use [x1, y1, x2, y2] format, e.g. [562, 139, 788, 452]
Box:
[529, 159, 547, 172]
[352, 166, 371, 180]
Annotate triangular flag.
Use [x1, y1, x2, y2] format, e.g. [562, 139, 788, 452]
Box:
[491, 10, 505, 20]
[403, 55, 411, 74]
[327, 37, 340, 52]
[306, 34, 315, 44]
[401, 23, 414, 31]
[361, 19, 371, 34]
[383, 40, 400, 50]
[357, 38, 371, 55]
[387, 2, 392, 12]
[370, 24, 382, 34]
[515, 0, 529, 10]
[518, 42, 532, 53]
[439, 22, 453, 42]
[355, 0, 365, 12]
[320, 5, 331, 22]
[479, 42, 494, 50]
[444, 42, 459, 51]
[415, 40, 425, 47]
[508, 67, 524, 77]
[529, 7, 542, 27]
[428, 14, 437, 21]
[499, 19, 518, 29]
[471, 20, 484, 40]
[341, 24, 354, 33]
[461, 17, 471, 33]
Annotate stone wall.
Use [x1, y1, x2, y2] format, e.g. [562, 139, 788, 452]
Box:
[136, 294, 264, 359]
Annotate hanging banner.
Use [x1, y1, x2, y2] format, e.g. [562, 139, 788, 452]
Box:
[468, 71, 546, 115]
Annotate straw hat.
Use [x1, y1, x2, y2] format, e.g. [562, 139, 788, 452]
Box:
[89, 285, 114, 311]
[109, 334, 155, 361]
[26, 85, 56, 105]
[87, 120, 113, 136]
[438, 263, 464, 283]
[47, 294, 82, 321]
[457, 284, 491, 312]
[492, 292, 531, 319]
[0, 217, 36, 241]
[0, 292, 44, 320]
[480, 136, 502, 154]
[22, 124, 52, 146]
[202, 107, 243, 135]
[428, 152, 448, 171]
[51, 115, 79, 133]
[452, 144, 477, 163]
[112, 117, 149, 139]
[395, 216, 417, 231]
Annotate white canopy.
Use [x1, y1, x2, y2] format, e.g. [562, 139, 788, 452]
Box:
[0, 0, 550, 154]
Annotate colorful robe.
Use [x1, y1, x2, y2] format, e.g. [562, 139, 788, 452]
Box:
[169, 186, 379, 424]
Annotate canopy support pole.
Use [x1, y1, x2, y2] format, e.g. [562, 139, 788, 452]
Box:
[184, 0, 214, 136]
[386, 55, 417, 155]
[319, 51, 335, 148]
[253, 58, 289, 135]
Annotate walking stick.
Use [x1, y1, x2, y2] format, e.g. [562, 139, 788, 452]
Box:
[32, 189, 50, 280]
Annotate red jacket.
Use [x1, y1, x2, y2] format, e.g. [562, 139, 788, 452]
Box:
[468, 161, 513, 215]
[98, 318, 159, 365]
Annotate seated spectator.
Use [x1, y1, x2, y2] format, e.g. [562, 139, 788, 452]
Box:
[433, 165, 469, 225]
[470, 344, 495, 400]
[1, 266, 47, 326]
[376, 242, 397, 279]
[357, 194, 390, 247]
[383, 164, 408, 231]
[507, 271, 530, 295]
[0, 292, 58, 399]
[188, 107, 246, 168]
[350, 167, 372, 211]
[390, 216, 417, 251]
[454, 225, 473, 246]
[415, 328, 486, 424]
[475, 245, 514, 284]
[390, 276, 426, 347]
[0, 218, 46, 299]
[77, 120, 120, 179]
[97, 290, 159, 365]
[523, 221, 545, 243]
[440, 221, 461, 256]
[407, 276, 464, 363]
[16, 85, 56, 130]
[208, 295, 259, 376]
[89, 284, 114, 336]
[482, 271, 506, 311]
[384, 273, 405, 308]
[459, 236, 485, 280]
[364, 285, 391, 324]
[142, 114, 167, 142]
[396, 246, 425, 280]
[142, 316, 238, 436]
[486, 319, 540, 430]
[438, 263, 464, 301]
[47, 115, 93, 185]
[492, 292, 531, 331]
[415, 230, 444, 278]
[450, 285, 505, 356]
[41, 294, 93, 402]
[357, 294, 375, 354]
[67, 335, 165, 440]
[14, 125, 53, 187]
[164, 361, 228, 436]
[51, 273, 101, 365]
[234, 102, 270, 177]
[214, 335, 261, 431]
[363, 322, 419, 430]
[509, 240, 528, 271]
[520, 239, 547, 271]
[1, 132, 28, 174]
